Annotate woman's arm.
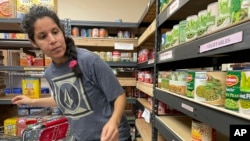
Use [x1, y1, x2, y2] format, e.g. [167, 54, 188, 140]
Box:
[110, 92, 127, 124]
[12, 95, 58, 107]
[101, 93, 127, 141]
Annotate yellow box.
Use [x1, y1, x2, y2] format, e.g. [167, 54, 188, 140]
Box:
[22, 77, 41, 98]
[34, 0, 57, 12]
[0, 0, 16, 18]
[16, 0, 34, 18]
[16, 0, 57, 18]
[4, 117, 17, 136]
[44, 54, 52, 66]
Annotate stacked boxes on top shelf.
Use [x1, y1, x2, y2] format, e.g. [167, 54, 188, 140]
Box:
[0, 0, 57, 19]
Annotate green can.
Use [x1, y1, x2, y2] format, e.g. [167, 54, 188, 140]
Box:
[225, 71, 241, 111]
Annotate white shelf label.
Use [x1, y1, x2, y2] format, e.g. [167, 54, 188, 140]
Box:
[169, 0, 180, 15]
[199, 31, 243, 53]
[114, 43, 134, 50]
[181, 103, 193, 112]
[159, 50, 173, 61]
[142, 108, 151, 123]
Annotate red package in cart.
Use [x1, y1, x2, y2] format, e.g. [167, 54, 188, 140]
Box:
[17, 117, 37, 136]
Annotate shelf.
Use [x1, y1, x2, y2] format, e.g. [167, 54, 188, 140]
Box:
[158, 0, 217, 27]
[0, 18, 66, 33]
[73, 37, 138, 47]
[107, 62, 137, 67]
[138, 19, 156, 46]
[135, 118, 166, 141]
[124, 110, 135, 124]
[136, 138, 143, 141]
[136, 81, 153, 97]
[118, 77, 136, 86]
[137, 60, 154, 69]
[0, 66, 45, 71]
[154, 88, 250, 137]
[137, 98, 166, 116]
[157, 21, 250, 69]
[126, 97, 136, 104]
[0, 18, 22, 32]
[0, 94, 51, 104]
[137, 98, 152, 113]
[0, 39, 33, 49]
[69, 20, 138, 28]
[138, 0, 156, 26]
[154, 116, 192, 141]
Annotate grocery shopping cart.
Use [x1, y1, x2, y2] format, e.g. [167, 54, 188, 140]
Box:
[0, 116, 73, 141]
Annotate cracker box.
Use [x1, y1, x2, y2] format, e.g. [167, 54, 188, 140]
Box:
[22, 77, 41, 98]
[4, 117, 17, 136]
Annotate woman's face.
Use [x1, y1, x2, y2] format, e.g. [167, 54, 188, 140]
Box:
[31, 16, 67, 64]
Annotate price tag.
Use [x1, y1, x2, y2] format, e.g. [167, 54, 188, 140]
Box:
[159, 50, 173, 61]
[142, 108, 151, 123]
[181, 103, 193, 112]
[169, 0, 180, 15]
[114, 43, 134, 50]
[199, 31, 243, 53]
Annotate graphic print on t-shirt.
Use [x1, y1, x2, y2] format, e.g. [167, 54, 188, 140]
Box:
[51, 73, 93, 119]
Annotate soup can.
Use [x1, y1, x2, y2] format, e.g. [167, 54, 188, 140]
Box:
[92, 28, 99, 38]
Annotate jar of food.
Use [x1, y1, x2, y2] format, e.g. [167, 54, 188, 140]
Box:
[72, 27, 79, 37]
[112, 51, 121, 62]
[99, 28, 107, 38]
[92, 28, 99, 38]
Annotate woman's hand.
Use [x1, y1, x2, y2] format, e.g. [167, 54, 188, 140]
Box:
[11, 95, 33, 106]
[100, 119, 119, 141]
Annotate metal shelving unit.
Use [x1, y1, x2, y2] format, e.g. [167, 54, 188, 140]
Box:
[152, 0, 250, 140]
[69, 20, 139, 28]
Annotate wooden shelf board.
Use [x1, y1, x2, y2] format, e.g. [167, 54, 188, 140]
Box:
[118, 77, 136, 86]
[136, 81, 153, 97]
[156, 116, 192, 140]
[136, 138, 143, 141]
[73, 37, 138, 47]
[137, 98, 152, 112]
[137, 98, 166, 115]
[138, 19, 156, 46]
[135, 119, 166, 141]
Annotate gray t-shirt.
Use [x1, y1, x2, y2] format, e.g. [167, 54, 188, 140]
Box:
[44, 48, 130, 141]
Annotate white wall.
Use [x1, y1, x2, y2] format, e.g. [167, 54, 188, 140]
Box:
[57, 0, 150, 23]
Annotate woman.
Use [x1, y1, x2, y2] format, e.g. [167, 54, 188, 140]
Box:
[11, 5, 131, 141]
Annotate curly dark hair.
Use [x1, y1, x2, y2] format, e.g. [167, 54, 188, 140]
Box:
[21, 5, 82, 77]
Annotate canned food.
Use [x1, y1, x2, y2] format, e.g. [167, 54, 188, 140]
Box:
[80, 28, 87, 37]
[124, 31, 130, 38]
[92, 28, 99, 38]
[72, 27, 79, 37]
